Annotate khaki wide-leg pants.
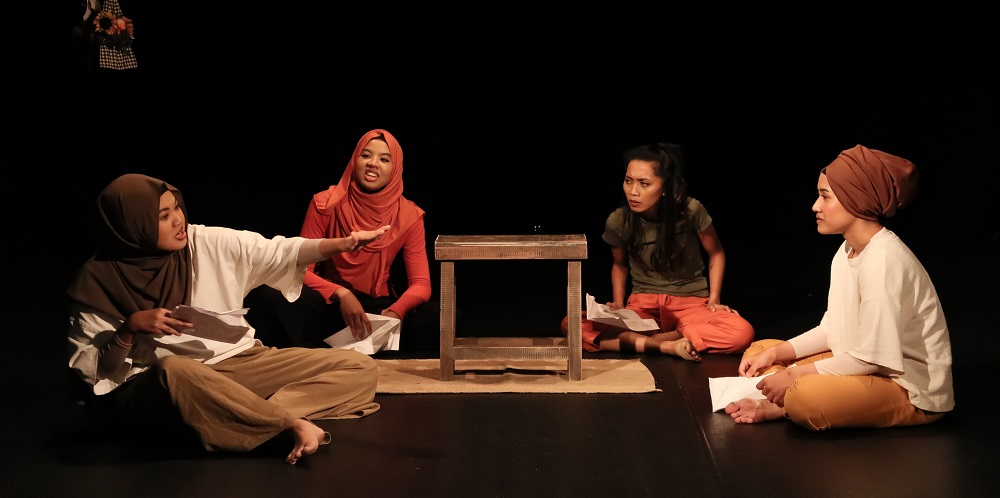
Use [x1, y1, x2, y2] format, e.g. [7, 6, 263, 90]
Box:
[114, 345, 380, 452]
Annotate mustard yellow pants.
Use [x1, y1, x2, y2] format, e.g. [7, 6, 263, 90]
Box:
[744, 339, 945, 431]
[113, 345, 380, 451]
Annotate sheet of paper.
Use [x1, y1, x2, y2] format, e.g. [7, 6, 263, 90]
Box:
[708, 372, 774, 412]
[586, 294, 659, 331]
[324, 314, 401, 355]
[170, 305, 250, 344]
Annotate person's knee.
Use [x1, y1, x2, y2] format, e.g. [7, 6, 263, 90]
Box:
[561, 312, 593, 336]
[729, 323, 755, 352]
[692, 322, 755, 354]
[155, 355, 202, 387]
[742, 339, 781, 359]
[356, 354, 379, 384]
[156, 355, 186, 376]
[357, 353, 377, 371]
[783, 377, 832, 431]
[334, 351, 378, 376]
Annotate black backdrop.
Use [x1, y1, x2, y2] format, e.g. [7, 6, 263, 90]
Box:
[10, 2, 998, 340]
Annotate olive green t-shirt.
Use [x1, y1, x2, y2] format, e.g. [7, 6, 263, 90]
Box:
[601, 197, 712, 297]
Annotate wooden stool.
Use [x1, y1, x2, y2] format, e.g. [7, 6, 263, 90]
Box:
[434, 234, 587, 380]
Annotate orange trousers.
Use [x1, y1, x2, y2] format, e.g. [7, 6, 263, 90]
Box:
[744, 339, 946, 431]
[563, 293, 754, 353]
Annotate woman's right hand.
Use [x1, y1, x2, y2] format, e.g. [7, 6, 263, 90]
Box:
[125, 308, 188, 337]
[738, 347, 777, 377]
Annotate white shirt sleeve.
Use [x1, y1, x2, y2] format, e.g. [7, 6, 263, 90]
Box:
[297, 238, 323, 265]
[814, 353, 879, 376]
[787, 322, 830, 358]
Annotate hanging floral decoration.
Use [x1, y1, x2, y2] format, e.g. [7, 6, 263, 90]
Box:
[91, 9, 135, 52]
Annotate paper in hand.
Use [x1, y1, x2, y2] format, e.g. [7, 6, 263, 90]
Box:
[586, 294, 659, 331]
[170, 305, 250, 343]
[708, 372, 774, 412]
[324, 314, 401, 355]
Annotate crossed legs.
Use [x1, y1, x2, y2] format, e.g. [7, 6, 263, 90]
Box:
[114, 346, 379, 463]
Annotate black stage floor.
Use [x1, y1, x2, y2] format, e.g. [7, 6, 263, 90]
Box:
[5, 233, 998, 498]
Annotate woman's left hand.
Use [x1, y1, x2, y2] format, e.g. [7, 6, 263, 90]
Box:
[707, 302, 740, 316]
[347, 225, 391, 251]
[756, 368, 796, 407]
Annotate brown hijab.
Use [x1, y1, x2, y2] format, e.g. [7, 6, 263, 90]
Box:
[66, 174, 192, 321]
[823, 144, 919, 221]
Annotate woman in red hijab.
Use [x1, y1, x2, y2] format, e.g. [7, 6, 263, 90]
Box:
[247, 129, 438, 351]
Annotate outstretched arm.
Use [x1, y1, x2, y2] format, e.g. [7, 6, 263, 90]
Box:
[316, 226, 390, 259]
[300, 202, 347, 302]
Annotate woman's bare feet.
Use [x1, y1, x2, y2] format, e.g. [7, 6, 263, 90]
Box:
[665, 338, 702, 361]
[286, 418, 332, 465]
[616, 332, 702, 361]
[724, 398, 784, 424]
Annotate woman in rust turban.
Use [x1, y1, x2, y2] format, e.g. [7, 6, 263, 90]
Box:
[725, 145, 954, 430]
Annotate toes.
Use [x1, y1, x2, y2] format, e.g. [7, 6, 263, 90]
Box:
[674, 340, 700, 361]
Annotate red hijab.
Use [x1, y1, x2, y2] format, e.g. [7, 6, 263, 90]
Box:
[309, 129, 423, 294]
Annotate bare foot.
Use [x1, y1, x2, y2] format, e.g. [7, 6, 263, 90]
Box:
[286, 418, 332, 465]
[724, 398, 784, 424]
[662, 338, 702, 362]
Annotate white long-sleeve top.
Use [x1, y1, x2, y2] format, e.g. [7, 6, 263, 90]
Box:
[68, 224, 310, 395]
[787, 228, 955, 412]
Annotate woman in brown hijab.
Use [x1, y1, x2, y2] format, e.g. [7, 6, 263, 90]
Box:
[724, 145, 954, 430]
[67, 174, 389, 463]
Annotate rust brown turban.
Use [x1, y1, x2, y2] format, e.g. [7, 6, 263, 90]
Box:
[823, 144, 919, 221]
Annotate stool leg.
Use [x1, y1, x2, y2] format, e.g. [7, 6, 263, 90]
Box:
[567, 261, 582, 380]
[440, 261, 456, 380]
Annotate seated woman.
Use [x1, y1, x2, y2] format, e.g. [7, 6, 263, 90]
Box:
[725, 145, 954, 430]
[67, 174, 388, 464]
[246, 129, 440, 353]
[563, 142, 754, 360]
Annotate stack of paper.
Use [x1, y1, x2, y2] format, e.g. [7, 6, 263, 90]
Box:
[707, 373, 773, 412]
[585, 294, 658, 331]
[324, 314, 401, 355]
[171, 305, 250, 343]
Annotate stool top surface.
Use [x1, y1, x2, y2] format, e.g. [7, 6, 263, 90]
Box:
[434, 234, 587, 260]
